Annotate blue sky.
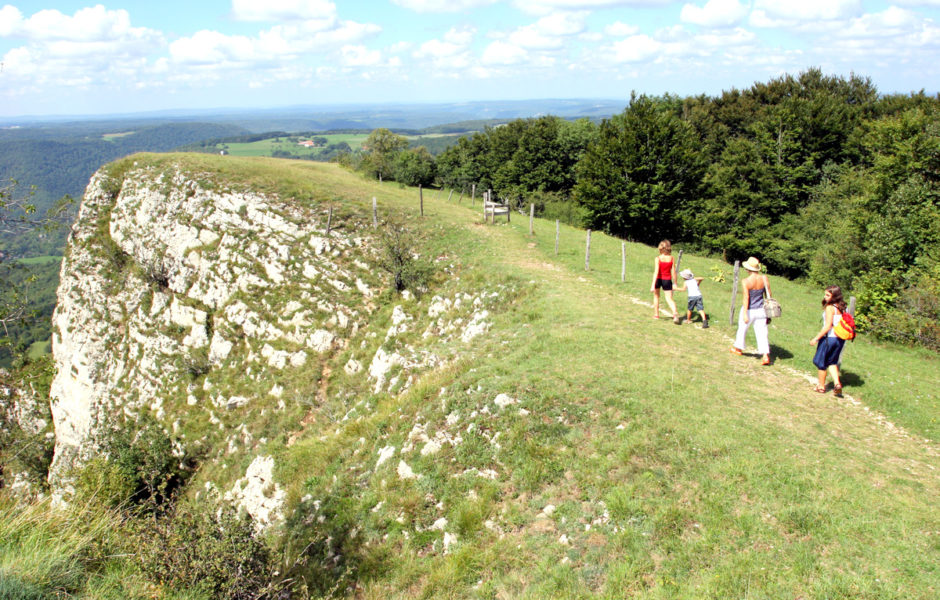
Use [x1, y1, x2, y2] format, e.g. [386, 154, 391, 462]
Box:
[1, 1, 939, 117]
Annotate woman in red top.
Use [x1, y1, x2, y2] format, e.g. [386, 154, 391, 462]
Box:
[650, 240, 680, 324]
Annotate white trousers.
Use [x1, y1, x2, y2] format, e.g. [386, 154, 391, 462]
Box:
[734, 307, 770, 355]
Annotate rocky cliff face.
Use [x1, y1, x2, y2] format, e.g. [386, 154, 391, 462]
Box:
[46, 158, 503, 529]
[48, 162, 377, 502]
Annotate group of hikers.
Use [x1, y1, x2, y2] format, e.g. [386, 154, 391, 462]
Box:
[651, 240, 850, 397]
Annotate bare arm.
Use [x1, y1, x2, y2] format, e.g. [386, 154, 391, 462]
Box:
[651, 257, 659, 291]
[742, 278, 751, 323]
[811, 305, 836, 345]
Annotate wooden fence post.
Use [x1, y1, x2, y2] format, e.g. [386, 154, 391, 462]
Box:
[482, 191, 487, 224]
[585, 230, 591, 271]
[372, 197, 377, 228]
[458, 189, 463, 203]
[621, 242, 626, 283]
[447, 189, 454, 203]
[419, 185, 424, 217]
[326, 205, 333, 236]
[471, 183, 476, 205]
[529, 203, 534, 235]
[730, 260, 741, 326]
[675, 249, 683, 275]
[506, 197, 510, 223]
[555, 220, 559, 255]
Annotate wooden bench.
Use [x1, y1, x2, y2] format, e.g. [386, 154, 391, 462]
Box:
[483, 199, 510, 224]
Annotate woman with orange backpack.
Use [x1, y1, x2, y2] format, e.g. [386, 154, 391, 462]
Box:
[810, 285, 848, 397]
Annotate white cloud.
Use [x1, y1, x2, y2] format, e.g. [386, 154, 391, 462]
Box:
[605, 25, 757, 64]
[169, 30, 257, 65]
[340, 44, 382, 67]
[887, 0, 940, 6]
[534, 12, 588, 36]
[680, 0, 749, 28]
[514, 0, 672, 15]
[392, 0, 498, 13]
[414, 26, 474, 58]
[389, 41, 413, 53]
[482, 40, 529, 65]
[0, 5, 162, 45]
[0, 4, 164, 87]
[168, 18, 380, 66]
[838, 6, 922, 38]
[609, 34, 663, 62]
[231, 0, 338, 22]
[605, 21, 640, 37]
[0, 4, 23, 36]
[750, 0, 861, 28]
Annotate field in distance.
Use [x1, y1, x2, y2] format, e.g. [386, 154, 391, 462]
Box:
[211, 132, 461, 158]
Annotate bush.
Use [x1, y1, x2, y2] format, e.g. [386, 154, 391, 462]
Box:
[75, 412, 185, 509]
[857, 262, 940, 351]
[374, 221, 434, 294]
[0, 356, 55, 495]
[134, 502, 286, 600]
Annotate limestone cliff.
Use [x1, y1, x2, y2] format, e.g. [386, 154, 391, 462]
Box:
[46, 157, 502, 528]
[48, 160, 376, 501]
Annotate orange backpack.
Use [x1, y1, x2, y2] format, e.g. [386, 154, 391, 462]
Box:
[834, 311, 856, 341]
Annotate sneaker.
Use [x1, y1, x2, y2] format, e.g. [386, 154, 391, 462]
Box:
[761, 355, 771, 365]
[730, 347, 743, 355]
[702, 320, 709, 329]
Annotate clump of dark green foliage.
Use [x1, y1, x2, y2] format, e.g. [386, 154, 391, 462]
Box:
[133, 502, 288, 600]
[75, 412, 185, 509]
[374, 220, 435, 294]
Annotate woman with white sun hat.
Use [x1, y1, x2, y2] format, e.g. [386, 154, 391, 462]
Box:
[731, 256, 774, 365]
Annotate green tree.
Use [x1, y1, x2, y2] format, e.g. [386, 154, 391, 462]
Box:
[1, 180, 70, 341]
[574, 94, 703, 244]
[393, 146, 436, 187]
[362, 128, 409, 182]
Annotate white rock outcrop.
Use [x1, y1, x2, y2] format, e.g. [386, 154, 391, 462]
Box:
[47, 164, 376, 492]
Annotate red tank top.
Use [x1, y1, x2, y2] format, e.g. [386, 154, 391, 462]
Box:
[657, 257, 673, 280]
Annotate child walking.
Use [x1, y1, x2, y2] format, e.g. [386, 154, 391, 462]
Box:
[810, 285, 847, 397]
[676, 269, 709, 328]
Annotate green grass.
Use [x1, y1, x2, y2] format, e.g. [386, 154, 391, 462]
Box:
[214, 132, 460, 157]
[16, 255, 62, 266]
[5, 154, 936, 599]
[26, 339, 50, 359]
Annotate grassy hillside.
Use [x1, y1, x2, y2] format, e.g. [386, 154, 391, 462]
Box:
[3, 156, 936, 599]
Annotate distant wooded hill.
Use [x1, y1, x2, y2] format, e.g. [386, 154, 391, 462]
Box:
[0, 122, 248, 256]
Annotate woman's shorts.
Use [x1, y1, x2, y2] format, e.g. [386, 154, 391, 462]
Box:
[813, 336, 845, 370]
[655, 278, 673, 291]
[687, 296, 704, 311]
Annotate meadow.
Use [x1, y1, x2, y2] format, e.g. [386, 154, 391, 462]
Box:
[3, 156, 936, 599]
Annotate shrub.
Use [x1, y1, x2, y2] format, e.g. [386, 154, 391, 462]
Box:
[374, 221, 434, 294]
[0, 357, 55, 494]
[75, 412, 185, 509]
[134, 502, 286, 600]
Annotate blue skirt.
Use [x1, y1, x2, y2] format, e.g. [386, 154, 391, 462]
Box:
[813, 336, 845, 369]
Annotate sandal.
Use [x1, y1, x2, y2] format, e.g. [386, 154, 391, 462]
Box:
[833, 384, 843, 397]
[813, 385, 827, 393]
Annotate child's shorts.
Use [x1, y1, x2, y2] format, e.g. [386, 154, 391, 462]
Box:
[687, 296, 704, 311]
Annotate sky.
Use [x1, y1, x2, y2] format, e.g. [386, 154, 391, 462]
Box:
[1, 0, 939, 118]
